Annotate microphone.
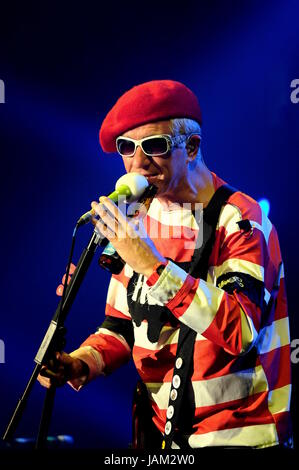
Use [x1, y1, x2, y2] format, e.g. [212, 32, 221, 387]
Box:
[77, 173, 149, 227]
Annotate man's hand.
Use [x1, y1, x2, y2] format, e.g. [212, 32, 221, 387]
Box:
[91, 197, 166, 277]
[37, 351, 88, 389]
[56, 263, 76, 296]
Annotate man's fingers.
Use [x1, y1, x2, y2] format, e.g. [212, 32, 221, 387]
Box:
[58, 351, 75, 365]
[37, 374, 51, 389]
[99, 196, 127, 222]
[56, 284, 64, 296]
[95, 218, 116, 239]
[39, 367, 58, 380]
[95, 197, 127, 227]
[39, 367, 67, 386]
[37, 352, 77, 389]
[92, 202, 120, 232]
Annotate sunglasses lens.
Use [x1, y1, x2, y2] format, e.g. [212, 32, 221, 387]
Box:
[142, 137, 168, 155]
[117, 139, 135, 156]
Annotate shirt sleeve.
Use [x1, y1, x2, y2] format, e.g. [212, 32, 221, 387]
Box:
[147, 195, 282, 357]
[68, 266, 134, 390]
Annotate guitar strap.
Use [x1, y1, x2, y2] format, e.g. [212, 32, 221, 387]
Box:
[161, 184, 237, 449]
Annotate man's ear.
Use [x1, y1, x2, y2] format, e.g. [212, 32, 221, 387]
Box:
[186, 135, 201, 161]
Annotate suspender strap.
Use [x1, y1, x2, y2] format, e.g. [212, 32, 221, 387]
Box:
[190, 184, 238, 280]
[162, 184, 237, 449]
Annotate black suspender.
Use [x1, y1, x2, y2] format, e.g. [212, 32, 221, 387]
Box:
[162, 184, 237, 449]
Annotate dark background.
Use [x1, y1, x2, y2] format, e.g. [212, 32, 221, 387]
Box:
[0, 0, 298, 450]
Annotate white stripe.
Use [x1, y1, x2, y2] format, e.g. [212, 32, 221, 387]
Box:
[179, 280, 224, 334]
[146, 381, 171, 410]
[147, 198, 201, 230]
[130, 273, 165, 306]
[280, 262, 285, 279]
[264, 288, 271, 304]
[171, 441, 180, 449]
[217, 203, 242, 237]
[212, 258, 265, 283]
[106, 277, 131, 318]
[148, 366, 268, 411]
[188, 423, 278, 448]
[240, 310, 258, 353]
[69, 346, 105, 386]
[124, 263, 133, 278]
[251, 207, 272, 245]
[268, 384, 292, 414]
[148, 260, 187, 305]
[193, 365, 268, 408]
[256, 317, 290, 355]
[217, 200, 274, 248]
[149, 261, 224, 335]
[131, 274, 143, 303]
[134, 322, 179, 350]
[134, 323, 206, 350]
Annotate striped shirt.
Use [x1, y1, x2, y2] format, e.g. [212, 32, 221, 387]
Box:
[71, 172, 292, 449]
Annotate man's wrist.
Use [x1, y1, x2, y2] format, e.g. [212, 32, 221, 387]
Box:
[146, 259, 168, 286]
[78, 359, 90, 379]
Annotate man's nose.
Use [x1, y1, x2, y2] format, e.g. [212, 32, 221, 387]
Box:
[131, 145, 151, 170]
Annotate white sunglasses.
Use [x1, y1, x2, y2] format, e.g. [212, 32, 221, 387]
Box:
[116, 133, 199, 158]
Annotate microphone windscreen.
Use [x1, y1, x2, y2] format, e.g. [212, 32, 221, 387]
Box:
[115, 173, 149, 202]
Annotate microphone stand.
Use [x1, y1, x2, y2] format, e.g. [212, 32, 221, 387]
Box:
[3, 183, 157, 449]
[2, 229, 106, 448]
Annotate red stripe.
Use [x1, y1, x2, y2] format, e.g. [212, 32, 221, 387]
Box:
[81, 333, 131, 374]
[211, 172, 227, 191]
[267, 225, 282, 271]
[151, 392, 275, 437]
[192, 391, 274, 435]
[201, 291, 242, 355]
[233, 290, 262, 333]
[274, 280, 288, 321]
[229, 192, 262, 224]
[272, 411, 292, 445]
[134, 336, 262, 384]
[192, 339, 260, 380]
[216, 228, 268, 270]
[133, 342, 177, 383]
[144, 215, 198, 262]
[105, 303, 131, 320]
[152, 403, 167, 433]
[259, 344, 291, 390]
[208, 225, 227, 267]
[262, 280, 288, 328]
[112, 271, 131, 289]
[167, 275, 198, 314]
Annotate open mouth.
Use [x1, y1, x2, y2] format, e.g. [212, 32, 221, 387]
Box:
[144, 174, 160, 180]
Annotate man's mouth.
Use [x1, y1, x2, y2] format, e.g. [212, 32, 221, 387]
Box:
[143, 174, 160, 181]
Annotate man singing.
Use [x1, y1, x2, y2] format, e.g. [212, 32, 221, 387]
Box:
[38, 80, 292, 450]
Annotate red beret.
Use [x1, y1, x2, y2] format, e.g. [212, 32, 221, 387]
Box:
[99, 80, 202, 153]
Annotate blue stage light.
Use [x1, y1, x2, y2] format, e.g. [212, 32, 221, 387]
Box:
[258, 198, 270, 217]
